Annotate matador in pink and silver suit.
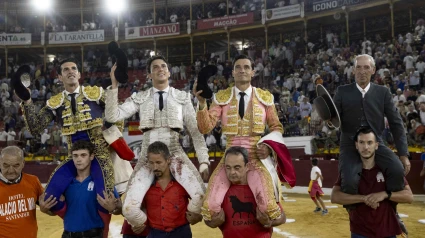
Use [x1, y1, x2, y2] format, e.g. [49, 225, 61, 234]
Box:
[197, 86, 296, 221]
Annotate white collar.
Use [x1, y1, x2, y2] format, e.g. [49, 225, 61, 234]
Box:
[356, 83, 371, 93]
[64, 86, 80, 96]
[153, 86, 170, 94]
[234, 85, 252, 98]
[0, 172, 21, 184]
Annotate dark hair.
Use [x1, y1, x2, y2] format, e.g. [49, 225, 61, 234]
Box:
[147, 141, 171, 160]
[71, 140, 95, 155]
[146, 55, 168, 73]
[232, 54, 255, 70]
[224, 146, 249, 165]
[354, 126, 377, 142]
[311, 158, 318, 166]
[57, 58, 80, 75]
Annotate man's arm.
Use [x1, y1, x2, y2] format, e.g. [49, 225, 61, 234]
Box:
[330, 185, 365, 205]
[204, 209, 225, 228]
[196, 101, 223, 134]
[183, 96, 210, 165]
[104, 87, 139, 123]
[265, 104, 284, 133]
[364, 185, 413, 204]
[21, 103, 55, 136]
[315, 171, 323, 181]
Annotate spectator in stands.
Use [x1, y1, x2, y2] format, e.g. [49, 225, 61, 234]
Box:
[206, 132, 217, 149]
[416, 91, 425, 105]
[41, 129, 51, 149]
[0, 127, 7, 144]
[180, 63, 187, 80]
[419, 102, 425, 125]
[182, 132, 191, 153]
[170, 12, 178, 23]
[1, 87, 9, 101]
[0, 146, 47, 238]
[218, 2, 227, 16]
[409, 71, 421, 90]
[404, 52, 415, 74]
[6, 128, 16, 146]
[393, 88, 406, 104]
[299, 97, 312, 119]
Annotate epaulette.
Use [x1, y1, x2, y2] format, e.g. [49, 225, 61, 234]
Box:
[131, 89, 151, 104]
[213, 87, 233, 105]
[254, 87, 274, 106]
[171, 88, 190, 104]
[46, 92, 65, 109]
[82, 85, 103, 101]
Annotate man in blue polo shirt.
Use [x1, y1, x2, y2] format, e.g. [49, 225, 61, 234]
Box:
[40, 140, 121, 238]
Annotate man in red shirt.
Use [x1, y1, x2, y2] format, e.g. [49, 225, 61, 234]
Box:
[331, 126, 413, 238]
[130, 141, 202, 238]
[204, 146, 286, 238]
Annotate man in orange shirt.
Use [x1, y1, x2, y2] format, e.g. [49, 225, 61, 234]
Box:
[0, 146, 55, 238]
[129, 141, 203, 238]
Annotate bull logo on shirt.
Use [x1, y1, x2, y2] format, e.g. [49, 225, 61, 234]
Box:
[376, 172, 385, 182]
[229, 195, 255, 219]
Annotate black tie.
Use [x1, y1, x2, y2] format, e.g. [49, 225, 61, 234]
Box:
[239, 92, 246, 119]
[158, 91, 164, 111]
[70, 93, 77, 115]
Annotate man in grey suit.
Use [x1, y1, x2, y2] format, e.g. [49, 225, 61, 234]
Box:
[333, 54, 410, 196]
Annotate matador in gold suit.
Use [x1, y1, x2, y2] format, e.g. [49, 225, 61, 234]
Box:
[19, 62, 133, 221]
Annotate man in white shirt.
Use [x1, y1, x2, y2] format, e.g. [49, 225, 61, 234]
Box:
[6, 129, 16, 146]
[206, 133, 217, 148]
[409, 71, 420, 90]
[41, 129, 51, 149]
[170, 13, 178, 23]
[180, 63, 187, 80]
[299, 97, 312, 118]
[420, 102, 425, 125]
[0, 127, 7, 142]
[309, 158, 328, 215]
[294, 73, 302, 91]
[393, 89, 406, 104]
[404, 52, 415, 73]
[416, 91, 425, 105]
[416, 57, 425, 87]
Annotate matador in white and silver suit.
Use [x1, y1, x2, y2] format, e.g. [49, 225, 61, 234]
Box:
[105, 56, 209, 227]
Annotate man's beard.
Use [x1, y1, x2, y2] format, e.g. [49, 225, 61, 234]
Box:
[154, 170, 163, 178]
[361, 150, 375, 160]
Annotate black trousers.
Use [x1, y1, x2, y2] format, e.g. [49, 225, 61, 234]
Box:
[339, 144, 405, 194]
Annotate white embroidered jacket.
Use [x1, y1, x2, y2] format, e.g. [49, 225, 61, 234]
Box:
[105, 87, 209, 165]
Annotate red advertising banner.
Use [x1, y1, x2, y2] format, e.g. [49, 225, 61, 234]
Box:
[197, 12, 254, 30]
[125, 23, 180, 40]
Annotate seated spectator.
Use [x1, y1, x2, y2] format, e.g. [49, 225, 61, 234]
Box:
[170, 13, 178, 23]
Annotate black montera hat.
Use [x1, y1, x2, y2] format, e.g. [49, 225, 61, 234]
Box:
[313, 84, 340, 129]
[108, 41, 128, 83]
[12, 65, 31, 101]
[196, 65, 217, 99]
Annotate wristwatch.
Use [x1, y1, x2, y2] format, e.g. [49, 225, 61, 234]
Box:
[386, 190, 392, 200]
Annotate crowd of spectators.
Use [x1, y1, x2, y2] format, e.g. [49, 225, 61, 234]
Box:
[1, 11, 425, 158]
